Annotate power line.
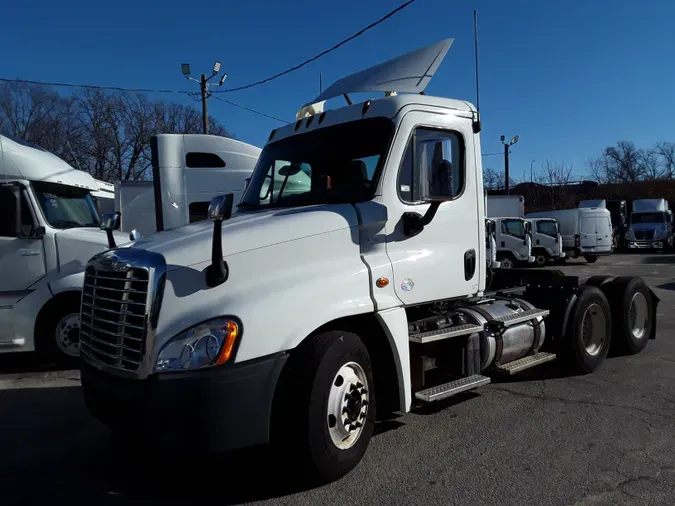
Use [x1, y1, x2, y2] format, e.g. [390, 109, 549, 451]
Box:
[0, 77, 182, 94]
[212, 96, 286, 123]
[212, 0, 419, 94]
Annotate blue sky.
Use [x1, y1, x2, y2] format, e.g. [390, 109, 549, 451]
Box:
[3, 0, 674, 182]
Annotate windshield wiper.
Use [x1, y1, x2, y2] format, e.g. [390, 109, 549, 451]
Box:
[51, 220, 96, 229]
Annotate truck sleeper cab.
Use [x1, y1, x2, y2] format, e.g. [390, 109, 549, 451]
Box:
[527, 217, 565, 267]
[0, 134, 129, 361]
[79, 39, 659, 484]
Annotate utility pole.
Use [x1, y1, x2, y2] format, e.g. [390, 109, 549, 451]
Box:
[530, 159, 535, 183]
[182, 62, 228, 134]
[500, 134, 519, 194]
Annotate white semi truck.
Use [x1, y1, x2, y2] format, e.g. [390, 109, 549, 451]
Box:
[114, 134, 261, 236]
[0, 134, 129, 361]
[79, 40, 659, 484]
[625, 198, 673, 251]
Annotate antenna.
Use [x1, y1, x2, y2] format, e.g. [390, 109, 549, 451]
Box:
[320, 72, 323, 94]
[472, 10, 482, 133]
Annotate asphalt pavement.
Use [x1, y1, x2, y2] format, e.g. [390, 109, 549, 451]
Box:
[2, 253, 675, 506]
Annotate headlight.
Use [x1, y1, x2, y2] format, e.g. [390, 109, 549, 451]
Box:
[155, 317, 240, 373]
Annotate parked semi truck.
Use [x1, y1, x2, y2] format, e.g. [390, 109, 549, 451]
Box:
[115, 134, 261, 236]
[79, 39, 659, 484]
[0, 134, 129, 360]
[625, 198, 673, 251]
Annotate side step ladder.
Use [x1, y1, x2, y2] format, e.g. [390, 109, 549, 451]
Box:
[490, 308, 549, 328]
[415, 374, 491, 402]
[492, 352, 557, 375]
[409, 323, 484, 344]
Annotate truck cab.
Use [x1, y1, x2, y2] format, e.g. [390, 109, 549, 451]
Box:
[492, 217, 534, 268]
[79, 39, 658, 484]
[527, 217, 565, 267]
[626, 199, 673, 250]
[0, 134, 128, 360]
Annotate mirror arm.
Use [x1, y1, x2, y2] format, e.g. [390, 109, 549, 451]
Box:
[402, 201, 441, 237]
[105, 230, 117, 249]
[206, 219, 229, 287]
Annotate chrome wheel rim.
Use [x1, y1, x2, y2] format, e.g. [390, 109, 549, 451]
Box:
[327, 362, 369, 450]
[628, 292, 649, 339]
[56, 313, 81, 357]
[582, 303, 606, 356]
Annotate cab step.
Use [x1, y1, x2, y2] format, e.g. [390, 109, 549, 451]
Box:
[414, 374, 491, 402]
[491, 308, 550, 329]
[492, 352, 557, 375]
[409, 323, 483, 344]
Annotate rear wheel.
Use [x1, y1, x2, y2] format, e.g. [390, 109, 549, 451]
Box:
[585, 255, 599, 264]
[584, 275, 614, 288]
[558, 285, 612, 374]
[604, 277, 654, 355]
[271, 330, 376, 484]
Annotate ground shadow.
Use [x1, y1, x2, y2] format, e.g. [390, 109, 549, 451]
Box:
[1, 384, 406, 506]
[412, 391, 481, 415]
[640, 255, 675, 264]
[0, 352, 72, 375]
[657, 282, 675, 291]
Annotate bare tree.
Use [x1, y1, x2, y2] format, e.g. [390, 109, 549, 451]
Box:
[638, 147, 662, 180]
[655, 141, 675, 180]
[483, 167, 515, 191]
[589, 140, 644, 183]
[0, 82, 233, 183]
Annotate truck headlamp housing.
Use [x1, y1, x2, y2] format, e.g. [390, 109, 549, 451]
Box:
[155, 317, 241, 373]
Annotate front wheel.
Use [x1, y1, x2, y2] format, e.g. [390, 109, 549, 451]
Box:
[499, 256, 514, 269]
[533, 251, 549, 267]
[36, 296, 82, 365]
[585, 255, 599, 263]
[272, 330, 376, 484]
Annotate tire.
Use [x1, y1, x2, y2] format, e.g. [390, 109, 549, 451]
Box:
[556, 256, 568, 264]
[499, 256, 514, 269]
[533, 251, 549, 267]
[585, 255, 599, 264]
[584, 275, 614, 288]
[604, 276, 654, 355]
[558, 285, 612, 374]
[271, 330, 376, 484]
[35, 295, 81, 365]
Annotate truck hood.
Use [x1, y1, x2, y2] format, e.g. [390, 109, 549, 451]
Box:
[55, 228, 132, 276]
[127, 204, 359, 269]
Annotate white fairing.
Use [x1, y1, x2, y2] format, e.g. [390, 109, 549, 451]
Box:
[152, 134, 260, 233]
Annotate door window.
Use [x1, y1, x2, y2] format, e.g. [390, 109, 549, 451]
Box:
[500, 219, 526, 239]
[398, 128, 464, 203]
[536, 220, 558, 237]
[0, 186, 35, 237]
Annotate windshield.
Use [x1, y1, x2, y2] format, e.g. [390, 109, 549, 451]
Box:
[33, 181, 100, 229]
[631, 212, 665, 224]
[240, 117, 394, 209]
[536, 220, 558, 237]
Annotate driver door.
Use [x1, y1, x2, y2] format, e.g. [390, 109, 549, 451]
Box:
[0, 185, 46, 294]
[382, 112, 481, 305]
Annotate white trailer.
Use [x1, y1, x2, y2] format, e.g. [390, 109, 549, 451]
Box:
[114, 134, 261, 236]
[486, 195, 524, 218]
[527, 207, 613, 263]
[626, 198, 673, 250]
[0, 134, 129, 361]
[79, 39, 659, 484]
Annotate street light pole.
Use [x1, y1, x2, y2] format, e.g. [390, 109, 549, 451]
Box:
[500, 134, 520, 194]
[182, 62, 228, 135]
[530, 159, 535, 183]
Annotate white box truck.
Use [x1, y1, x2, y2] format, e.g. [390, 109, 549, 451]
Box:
[0, 134, 129, 361]
[115, 134, 261, 236]
[625, 198, 673, 250]
[527, 207, 613, 263]
[79, 39, 659, 484]
[526, 217, 566, 267]
[486, 194, 524, 218]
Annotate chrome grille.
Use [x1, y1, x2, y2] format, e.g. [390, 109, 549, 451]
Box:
[80, 265, 149, 371]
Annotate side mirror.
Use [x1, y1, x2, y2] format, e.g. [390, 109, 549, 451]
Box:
[100, 212, 121, 249]
[205, 194, 234, 288]
[129, 229, 142, 241]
